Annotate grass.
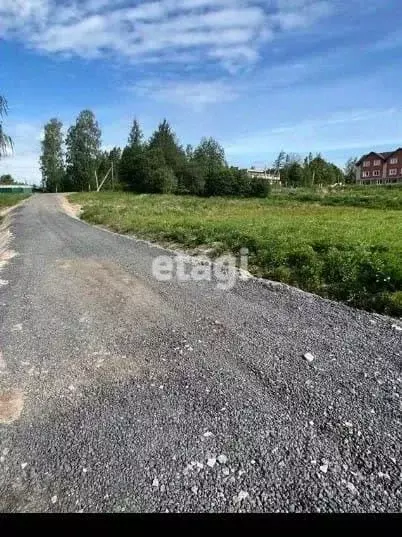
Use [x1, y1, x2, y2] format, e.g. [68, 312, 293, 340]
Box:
[0, 193, 30, 211]
[271, 184, 402, 210]
[69, 187, 402, 317]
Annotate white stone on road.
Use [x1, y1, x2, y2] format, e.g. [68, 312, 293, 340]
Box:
[234, 490, 249, 504]
[304, 352, 315, 363]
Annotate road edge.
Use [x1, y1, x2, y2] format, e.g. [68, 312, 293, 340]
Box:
[59, 194, 401, 325]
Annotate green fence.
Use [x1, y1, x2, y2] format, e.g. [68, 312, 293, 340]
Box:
[0, 186, 32, 194]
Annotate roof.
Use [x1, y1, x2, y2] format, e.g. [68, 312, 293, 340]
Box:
[356, 148, 402, 165]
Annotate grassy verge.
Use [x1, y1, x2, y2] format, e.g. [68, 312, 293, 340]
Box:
[271, 185, 402, 210]
[0, 193, 30, 211]
[69, 190, 402, 317]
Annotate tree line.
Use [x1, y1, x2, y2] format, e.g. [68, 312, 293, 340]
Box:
[272, 151, 356, 186]
[40, 111, 271, 197]
[1, 93, 359, 193]
[39, 110, 356, 196]
[0, 174, 27, 185]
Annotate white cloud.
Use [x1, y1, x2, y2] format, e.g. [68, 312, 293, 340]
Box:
[0, 0, 335, 70]
[225, 108, 402, 156]
[134, 79, 239, 108]
[272, 0, 333, 30]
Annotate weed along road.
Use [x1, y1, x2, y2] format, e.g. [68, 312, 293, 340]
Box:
[0, 194, 400, 513]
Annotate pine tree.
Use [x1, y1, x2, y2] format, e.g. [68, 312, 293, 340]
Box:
[148, 119, 185, 174]
[128, 119, 144, 148]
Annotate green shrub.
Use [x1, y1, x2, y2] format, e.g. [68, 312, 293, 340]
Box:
[177, 162, 205, 195]
[204, 167, 270, 198]
[286, 246, 324, 292]
[148, 167, 178, 194]
[248, 176, 271, 198]
[385, 291, 402, 317]
[205, 168, 237, 196]
[269, 265, 293, 284]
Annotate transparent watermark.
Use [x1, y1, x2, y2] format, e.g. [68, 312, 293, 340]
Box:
[152, 248, 249, 291]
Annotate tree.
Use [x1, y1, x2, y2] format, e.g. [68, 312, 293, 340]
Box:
[193, 137, 227, 196]
[95, 147, 121, 190]
[0, 96, 13, 158]
[120, 146, 146, 191]
[148, 119, 186, 174]
[193, 137, 226, 175]
[283, 161, 304, 187]
[185, 144, 194, 160]
[248, 174, 271, 198]
[148, 167, 178, 194]
[285, 152, 302, 165]
[108, 147, 122, 188]
[273, 150, 286, 173]
[177, 161, 205, 195]
[120, 119, 146, 191]
[307, 155, 344, 185]
[0, 174, 15, 184]
[65, 110, 101, 191]
[344, 157, 358, 184]
[40, 118, 65, 192]
[128, 119, 144, 148]
[329, 163, 344, 184]
[204, 167, 236, 196]
[120, 118, 148, 191]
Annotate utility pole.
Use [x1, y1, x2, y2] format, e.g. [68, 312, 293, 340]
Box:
[97, 167, 112, 192]
[111, 161, 114, 191]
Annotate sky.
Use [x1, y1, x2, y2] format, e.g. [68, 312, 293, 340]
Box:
[1, 0, 402, 184]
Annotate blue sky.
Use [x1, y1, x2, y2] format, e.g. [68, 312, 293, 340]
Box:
[1, 0, 402, 184]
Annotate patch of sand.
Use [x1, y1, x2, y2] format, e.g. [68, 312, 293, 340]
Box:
[59, 195, 82, 219]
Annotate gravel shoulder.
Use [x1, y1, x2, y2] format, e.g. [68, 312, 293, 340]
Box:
[0, 194, 400, 513]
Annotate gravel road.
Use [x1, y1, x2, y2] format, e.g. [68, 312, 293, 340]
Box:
[0, 194, 400, 513]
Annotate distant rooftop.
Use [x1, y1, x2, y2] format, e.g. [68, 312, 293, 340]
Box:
[356, 148, 402, 165]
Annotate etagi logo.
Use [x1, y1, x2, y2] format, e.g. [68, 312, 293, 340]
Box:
[152, 248, 249, 291]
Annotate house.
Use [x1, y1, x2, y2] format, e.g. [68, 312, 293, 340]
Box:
[356, 148, 402, 185]
[247, 168, 281, 184]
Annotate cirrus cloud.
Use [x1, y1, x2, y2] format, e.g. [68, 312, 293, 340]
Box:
[0, 0, 334, 70]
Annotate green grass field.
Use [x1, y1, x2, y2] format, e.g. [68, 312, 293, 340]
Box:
[271, 185, 402, 210]
[69, 187, 402, 316]
[0, 193, 30, 215]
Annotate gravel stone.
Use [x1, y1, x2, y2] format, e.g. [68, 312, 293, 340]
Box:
[0, 194, 399, 513]
[304, 353, 315, 363]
